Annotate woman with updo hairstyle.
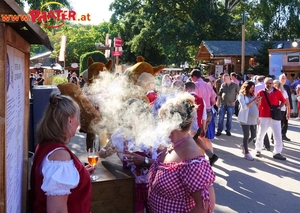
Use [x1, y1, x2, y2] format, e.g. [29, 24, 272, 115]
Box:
[148, 93, 216, 213]
[30, 92, 92, 213]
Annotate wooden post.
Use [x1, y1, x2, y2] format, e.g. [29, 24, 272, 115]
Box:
[0, 23, 6, 213]
[1, 24, 30, 213]
[0, 1, 53, 212]
[116, 56, 119, 66]
[241, 11, 246, 76]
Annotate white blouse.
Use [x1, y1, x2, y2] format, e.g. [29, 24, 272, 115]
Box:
[40, 148, 80, 196]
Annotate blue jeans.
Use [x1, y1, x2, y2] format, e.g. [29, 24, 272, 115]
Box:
[217, 105, 235, 133]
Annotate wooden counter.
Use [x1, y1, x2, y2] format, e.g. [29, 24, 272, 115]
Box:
[91, 155, 135, 213]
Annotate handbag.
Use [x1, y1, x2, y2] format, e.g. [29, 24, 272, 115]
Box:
[263, 91, 282, 120]
[237, 95, 249, 123]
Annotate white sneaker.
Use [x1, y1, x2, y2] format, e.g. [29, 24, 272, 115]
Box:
[244, 153, 254, 161]
[296, 117, 300, 120]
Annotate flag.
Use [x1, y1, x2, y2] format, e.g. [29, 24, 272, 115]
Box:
[59, 35, 67, 62]
[105, 34, 111, 58]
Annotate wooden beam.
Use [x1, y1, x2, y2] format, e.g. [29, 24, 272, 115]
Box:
[268, 48, 300, 53]
[0, 23, 6, 213]
[3, 0, 53, 51]
[6, 25, 30, 53]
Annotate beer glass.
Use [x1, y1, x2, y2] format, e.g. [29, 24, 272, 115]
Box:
[100, 129, 107, 147]
[87, 148, 99, 181]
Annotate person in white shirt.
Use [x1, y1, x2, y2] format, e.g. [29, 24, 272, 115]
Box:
[254, 75, 265, 96]
[270, 80, 291, 143]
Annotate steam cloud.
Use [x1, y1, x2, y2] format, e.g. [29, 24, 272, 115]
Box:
[83, 70, 191, 152]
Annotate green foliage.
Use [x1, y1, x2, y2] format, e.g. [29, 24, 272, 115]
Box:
[53, 75, 68, 85]
[30, 44, 48, 57]
[52, 23, 108, 66]
[79, 51, 107, 73]
[250, 0, 300, 40]
[110, 0, 239, 66]
[30, 22, 113, 67]
[252, 42, 275, 76]
[26, 0, 300, 69]
[16, 0, 72, 33]
[16, 0, 71, 10]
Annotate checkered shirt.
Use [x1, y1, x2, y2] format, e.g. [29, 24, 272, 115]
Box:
[148, 155, 215, 213]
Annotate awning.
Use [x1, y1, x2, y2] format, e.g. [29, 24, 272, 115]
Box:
[2, 0, 53, 51]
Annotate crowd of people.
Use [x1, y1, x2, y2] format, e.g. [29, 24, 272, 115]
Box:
[30, 67, 300, 213]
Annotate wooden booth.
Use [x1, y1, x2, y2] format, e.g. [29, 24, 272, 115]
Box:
[194, 40, 259, 76]
[0, 0, 53, 212]
[89, 155, 135, 213]
[269, 48, 300, 82]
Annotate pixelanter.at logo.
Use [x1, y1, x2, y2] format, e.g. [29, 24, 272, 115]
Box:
[0, 1, 91, 29]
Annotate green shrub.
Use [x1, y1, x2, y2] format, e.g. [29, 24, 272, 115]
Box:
[79, 51, 107, 73]
[53, 75, 68, 85]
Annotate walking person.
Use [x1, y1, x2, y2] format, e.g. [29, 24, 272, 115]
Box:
[190, 69, 218, 165]
[254, 75, 271, 149]
[216, 73, 240, 136]
[271, 80, 291, 143]
[255, 77, 288, 160]
[279, 74, 292, 141]
[184, 81, 219, 165]
[237, 81, 260, 161]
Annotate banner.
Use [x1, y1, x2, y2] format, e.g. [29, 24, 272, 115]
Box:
[59, 35, 67, 62]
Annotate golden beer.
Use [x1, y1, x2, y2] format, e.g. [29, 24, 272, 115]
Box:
[88, 155, 99, 166]
[100, 130, 107, 147]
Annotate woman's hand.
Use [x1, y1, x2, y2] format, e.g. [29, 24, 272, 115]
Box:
[85, 165, 95, 175]
[99, 147, 116, 158]
[122, 152, 146, 166]
[255, 96, 262, 105]
[106, 147, 116, 157]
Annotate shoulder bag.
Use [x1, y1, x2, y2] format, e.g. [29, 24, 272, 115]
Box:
[263, 91, 282, 120]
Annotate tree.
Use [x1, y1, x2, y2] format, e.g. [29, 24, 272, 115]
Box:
[249, 0, 300, 40]
[16, 0, 71, 10]
[252, 42, 275, 76]
[109, 0, 238, 65]
[30, 21, 116, 67]
[16, 0, 72, 33]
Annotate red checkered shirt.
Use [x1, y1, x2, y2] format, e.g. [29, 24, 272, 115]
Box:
[148, 154, 215, 213]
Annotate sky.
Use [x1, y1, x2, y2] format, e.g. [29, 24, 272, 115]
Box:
[70, 0, 114, 25]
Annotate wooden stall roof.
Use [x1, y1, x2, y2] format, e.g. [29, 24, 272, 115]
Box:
[195, 40, 296, 61]
[1, 0, 53, 51]
[268, 48, 300, 53]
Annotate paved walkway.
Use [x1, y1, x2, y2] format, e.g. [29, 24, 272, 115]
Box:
[212, 116, 300, 213]
[68, 117, 300, 213]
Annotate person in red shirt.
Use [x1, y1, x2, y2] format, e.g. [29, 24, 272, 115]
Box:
[136, 72, 158, 105]
[255, 77, 287, 160]
[146, 90, 158, 105]
[184, 82, 219, 166]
